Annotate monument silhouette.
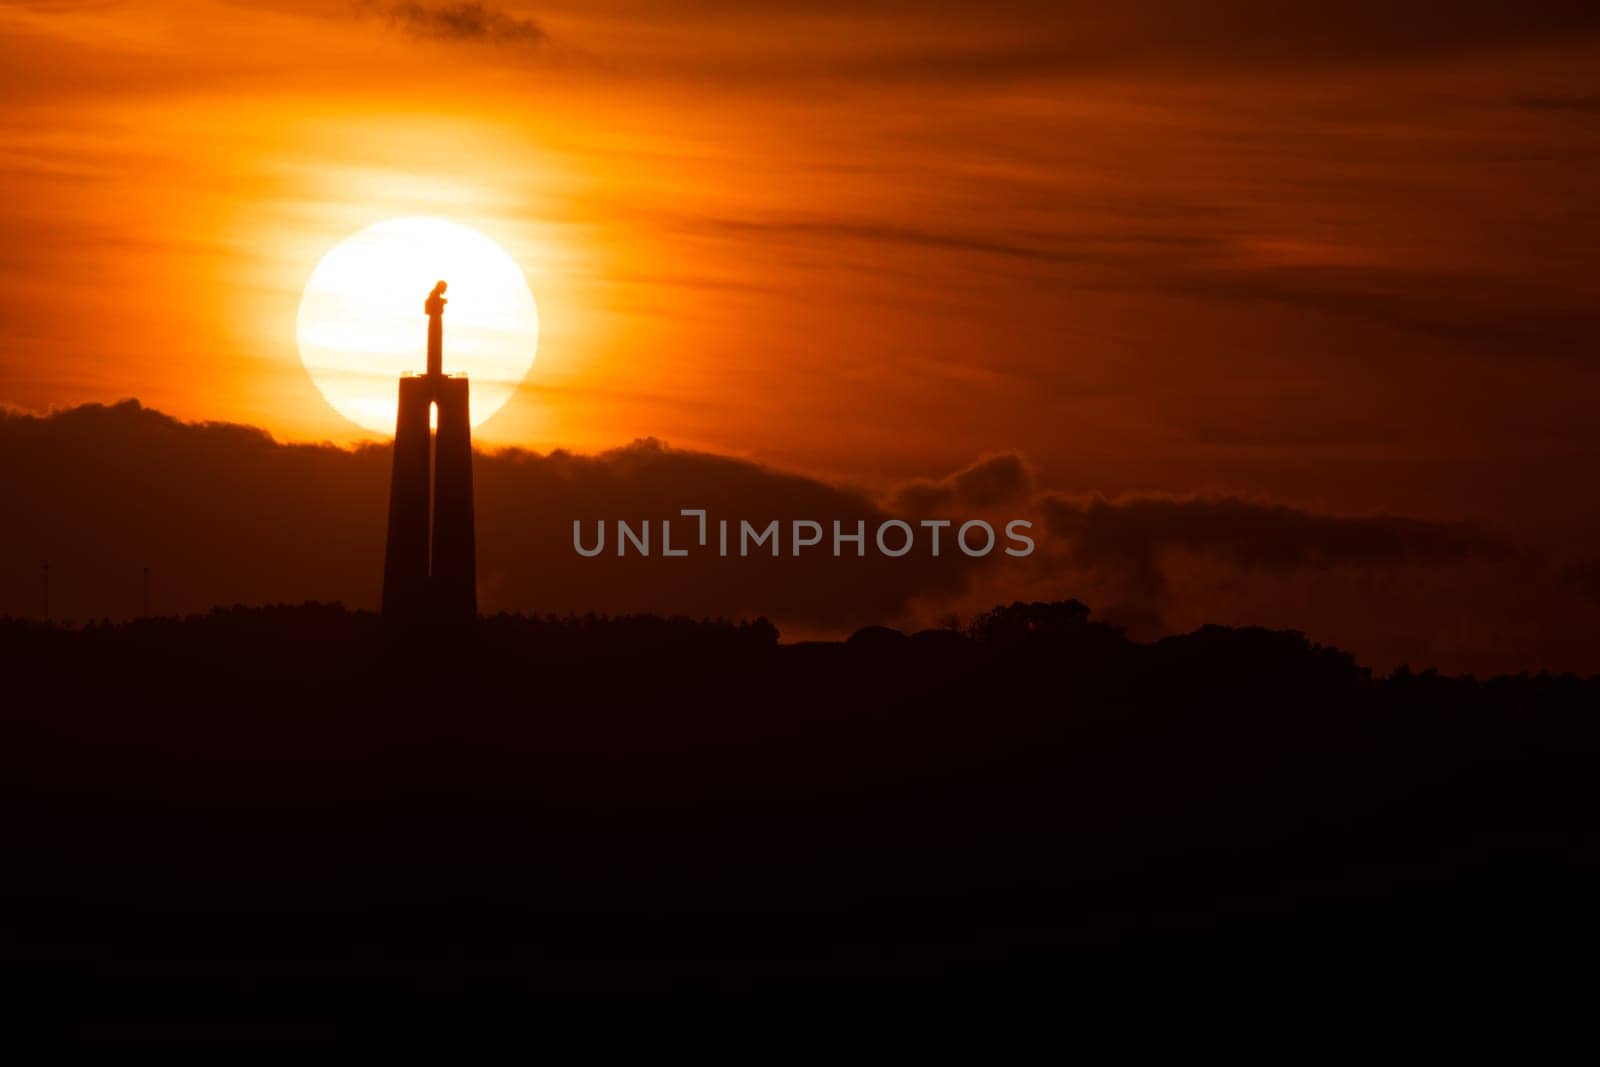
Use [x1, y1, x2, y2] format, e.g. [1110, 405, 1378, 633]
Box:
[381, 281, 477, 622]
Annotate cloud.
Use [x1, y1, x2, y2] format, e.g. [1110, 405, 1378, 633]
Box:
[1157, 265, 1600, 364]
[4, 402, 1598, 674]
[705, 219, 1099, 267]
[702, 211, 1600, 366]
[378, 2, 547, 48]
[1561, 559, 1600, 606]
[1513, 94, 1600, 112]
[702, 217, 1216, 271]
[0, 401, 989, 633]
[890, 452, 1034, 516]
[1013, 492, 1600, 675]
[1037, 492, 1510, 597]
[592, 2, 1600, 85]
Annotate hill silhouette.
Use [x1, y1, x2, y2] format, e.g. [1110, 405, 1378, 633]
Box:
[2, 600, 1595, 1028]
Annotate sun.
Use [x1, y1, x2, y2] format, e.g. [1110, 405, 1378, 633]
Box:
[296, 217, 540, 433]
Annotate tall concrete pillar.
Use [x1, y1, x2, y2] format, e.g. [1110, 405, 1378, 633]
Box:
[381, 280, 477, 624]
[431, 375, 477, 621]
[382, 375, 433, 620]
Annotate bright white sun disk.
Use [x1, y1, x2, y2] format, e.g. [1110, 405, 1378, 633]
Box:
[296, 217, 539, 433]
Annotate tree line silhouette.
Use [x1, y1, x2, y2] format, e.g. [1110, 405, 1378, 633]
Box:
[1, 599, 1595, 1028]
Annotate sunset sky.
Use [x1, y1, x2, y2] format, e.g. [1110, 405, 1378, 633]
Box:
[3, 2, 1600, 668]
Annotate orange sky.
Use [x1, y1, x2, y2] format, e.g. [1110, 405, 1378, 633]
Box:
[3, 0, 1599, 553]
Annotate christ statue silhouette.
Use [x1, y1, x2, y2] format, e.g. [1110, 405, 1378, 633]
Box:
[425, 280, 448, 378]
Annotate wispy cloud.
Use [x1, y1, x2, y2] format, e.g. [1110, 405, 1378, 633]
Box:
[377, 2, 547, 48]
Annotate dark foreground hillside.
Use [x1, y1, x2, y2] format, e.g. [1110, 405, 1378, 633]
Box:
[2, 601, 1596, 1029]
